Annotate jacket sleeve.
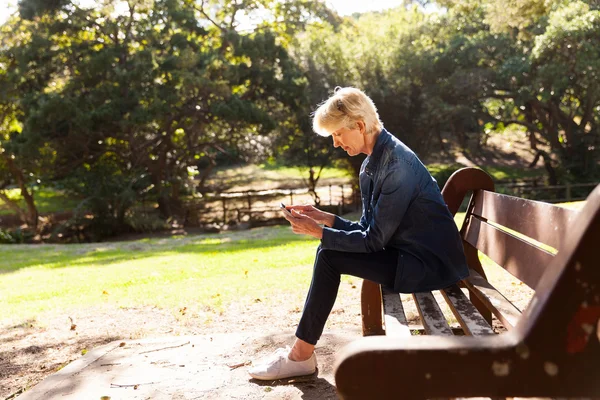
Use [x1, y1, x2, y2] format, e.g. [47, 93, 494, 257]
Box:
[331, 215, 366, 232]
[321, 164, 418, 253]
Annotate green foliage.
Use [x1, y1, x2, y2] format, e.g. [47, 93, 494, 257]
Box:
[125, 210, 169, 233]
[0, 187, 79, 215]
[57, 159, 151, 240]
[2, 0, 324, 233]
[427, 163, 468, 189]
[1, 0, 598, 241]
[18, 0, 70, 20]
[0, 228, 17, 244]
[0, 227, 34, 244]
[293, 1, 599, 184]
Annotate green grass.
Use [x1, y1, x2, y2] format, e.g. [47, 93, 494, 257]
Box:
[1, 200, 585, 325]
[0, 226, 322, 323]
[258, 163, 351, 180]
[0, 187, 80, 215]
[0, 211, 470, 324]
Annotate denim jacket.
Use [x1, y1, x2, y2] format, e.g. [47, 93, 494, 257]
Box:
[321, 129, 469, 293]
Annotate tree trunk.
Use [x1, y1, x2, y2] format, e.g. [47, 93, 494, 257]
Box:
[0, 191, 28, 223]
[306, 167, 321, 206]
[529, 150, 557, 185]
[170, 179, 183, 217]
[3, 156, 38, 231]
[196, 158, 216, 194]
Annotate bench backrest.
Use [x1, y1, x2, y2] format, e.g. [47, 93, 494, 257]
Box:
[443, 168, 600, 368]
[462, 189, 579, 289]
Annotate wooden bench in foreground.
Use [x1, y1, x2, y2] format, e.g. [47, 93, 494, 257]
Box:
[335, 167, 600, 399]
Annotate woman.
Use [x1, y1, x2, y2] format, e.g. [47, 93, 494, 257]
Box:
[248, 87, 469, 380]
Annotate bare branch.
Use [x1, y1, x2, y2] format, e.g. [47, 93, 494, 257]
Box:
[194, 0, 225, 31]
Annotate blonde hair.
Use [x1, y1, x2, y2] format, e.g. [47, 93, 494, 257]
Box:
[312, 87, 383, 137]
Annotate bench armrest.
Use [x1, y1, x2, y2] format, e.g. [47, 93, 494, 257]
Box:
[335, 332, 572, 399]
[441, 167, 494, 216]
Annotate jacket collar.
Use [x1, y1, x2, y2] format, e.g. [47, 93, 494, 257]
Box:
[364, 128, 391, 176]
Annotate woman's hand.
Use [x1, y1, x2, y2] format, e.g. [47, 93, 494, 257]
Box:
[282, 209, 324, 239]
[287, 205, 336, 227]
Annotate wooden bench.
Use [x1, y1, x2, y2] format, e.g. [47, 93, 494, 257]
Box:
[335, 167, 600, 399]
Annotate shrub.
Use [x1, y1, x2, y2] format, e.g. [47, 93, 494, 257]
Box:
[427, 163, 467, 190]
[57, 158, 152, 240]
[0, 227, 34, 244]
[125, 210, 168, 233]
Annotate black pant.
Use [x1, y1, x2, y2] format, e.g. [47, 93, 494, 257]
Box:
[295, 245, 399, 345]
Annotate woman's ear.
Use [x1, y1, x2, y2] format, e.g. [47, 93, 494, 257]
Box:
[356, 120, 366, 135]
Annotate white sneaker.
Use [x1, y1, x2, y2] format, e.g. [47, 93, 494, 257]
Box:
[248, 346, 317, 380]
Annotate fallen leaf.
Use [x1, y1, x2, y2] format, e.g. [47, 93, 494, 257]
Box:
[133, 385, 139, 390]
[69, 317, 76, 331]
[254, 298, 261, 303]
[264, 387, 272, 392]
[81, 349, 88, 355]
[102, 290, 109, 295]
[119, 342, 126, 347]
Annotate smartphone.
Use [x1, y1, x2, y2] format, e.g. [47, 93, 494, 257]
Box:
[280, 202, 293, 216]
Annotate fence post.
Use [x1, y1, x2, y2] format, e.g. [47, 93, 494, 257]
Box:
[247, 192, 253, 223]
[566, 183, 571, 202]
[329, 185, 333, 206]
[340, 185, 345, 212]
[222, 198, 227, 225]
[289, 190, 293, 205]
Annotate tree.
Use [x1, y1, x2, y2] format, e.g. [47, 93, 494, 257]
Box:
[3, 0, 332, 236]
[434, 0, 600, 183]
[0, 15, 46, 231]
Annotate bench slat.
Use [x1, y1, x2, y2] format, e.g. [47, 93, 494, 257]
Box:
[462, 269, 522, 330]
[441, 285, 495, 335]
[382, 289, 411, 337]
[471, 190, 578, 250]
[464, 216, 555, 289]
[412, 292, 454, 336]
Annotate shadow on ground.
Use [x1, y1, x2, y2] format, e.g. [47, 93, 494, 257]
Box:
[12, 330, 361, 400]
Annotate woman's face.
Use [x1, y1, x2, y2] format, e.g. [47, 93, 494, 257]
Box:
[331, 122, 366, 156]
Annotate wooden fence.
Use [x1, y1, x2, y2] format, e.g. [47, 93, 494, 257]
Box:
[184, 184, 355, 227]
[184, 180, 597, 227]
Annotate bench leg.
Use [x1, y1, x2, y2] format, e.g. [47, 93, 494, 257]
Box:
[361, 279, 385, 336]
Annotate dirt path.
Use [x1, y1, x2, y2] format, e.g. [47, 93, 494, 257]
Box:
[0, 281, 364, 399]
[1, 267, 535, 400]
